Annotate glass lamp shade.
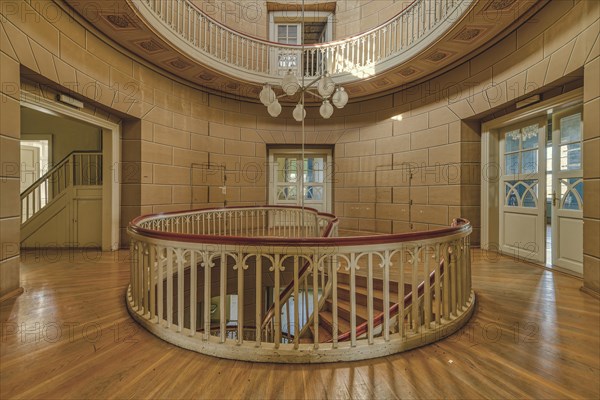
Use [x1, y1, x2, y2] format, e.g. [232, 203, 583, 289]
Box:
[281, 71, 300, 96]
[332, 87, 348, 108]
[259, 84, 276, 106]
[317, 74, 335, 98]
[319, 99, 334, 119]
[267, 99, 282, 117]
[292, 104, 306, 122]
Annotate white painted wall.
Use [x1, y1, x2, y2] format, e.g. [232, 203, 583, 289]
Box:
[20, 107, 102, 164]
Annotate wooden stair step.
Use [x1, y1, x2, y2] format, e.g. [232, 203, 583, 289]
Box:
[308, 324, 333, 343]
[336, 283, 400, 307]
[325, 297, 371, 322]
[318, 310, 352, 335]
[336, 273, 401, 293]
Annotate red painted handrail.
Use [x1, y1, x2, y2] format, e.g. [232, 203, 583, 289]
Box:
[333, 218, 466, 342]
[333, 260, 445, 342]
[128, 207, 469, 247]
[260, 218, 337, 331]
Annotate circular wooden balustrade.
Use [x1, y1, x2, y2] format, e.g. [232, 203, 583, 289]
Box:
[126, 206, 475, 363]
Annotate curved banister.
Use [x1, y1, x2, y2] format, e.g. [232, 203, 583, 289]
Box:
[153, 0, 421, 49]
[129, 209, 469, 247]
[132, 0, 470, 81]
[126, 206, 474, 363]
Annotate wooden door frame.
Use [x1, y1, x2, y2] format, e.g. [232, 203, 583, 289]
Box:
[20, 91, 121, 251]
[481, 88, 583, 263]
[268, 148, 333, 213]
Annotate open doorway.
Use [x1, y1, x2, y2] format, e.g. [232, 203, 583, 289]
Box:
[19, 93, 120, 251]
[481, 89, 584, 277]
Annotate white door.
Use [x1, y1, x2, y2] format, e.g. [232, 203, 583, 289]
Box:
[20, 145, 40, 193]
[499, 117, 546, 263]
[269, 150, 332, 213]
[551, 107, 583, 274]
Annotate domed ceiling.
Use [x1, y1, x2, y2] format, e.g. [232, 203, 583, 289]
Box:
[64, 0, 546, 103]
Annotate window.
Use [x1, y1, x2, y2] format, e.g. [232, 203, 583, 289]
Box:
[503, 123, 539, 176]
[269, 149, 332, 213]
[269, 10, 334, 76]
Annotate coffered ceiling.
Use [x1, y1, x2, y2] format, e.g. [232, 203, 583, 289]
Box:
[64, 0, 546, 103]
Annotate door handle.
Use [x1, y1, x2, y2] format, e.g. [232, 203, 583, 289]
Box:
[552, 191, 558, 207]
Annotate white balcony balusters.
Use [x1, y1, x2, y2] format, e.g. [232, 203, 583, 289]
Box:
[136, 0, 466, 81]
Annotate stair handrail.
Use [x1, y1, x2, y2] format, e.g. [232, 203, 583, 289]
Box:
[260, 217, 337, 335]
[20, 150, 102, 225]
[332, 218, 468, 342]
[20, 150, 102, 198]
[334, 260, 443, 343]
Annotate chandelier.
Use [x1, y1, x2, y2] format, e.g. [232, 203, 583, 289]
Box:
[259, 71, 348, 121]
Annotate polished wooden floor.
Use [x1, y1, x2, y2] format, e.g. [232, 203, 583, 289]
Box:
[1, 249, 598, 399]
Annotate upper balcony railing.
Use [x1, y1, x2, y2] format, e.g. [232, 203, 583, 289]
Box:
[133, 0, 469, 81]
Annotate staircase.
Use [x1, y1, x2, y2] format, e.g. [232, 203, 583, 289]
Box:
[306, 272, 393, 342]
[20, 151, 103, 247]
[302, 262, 443, 343]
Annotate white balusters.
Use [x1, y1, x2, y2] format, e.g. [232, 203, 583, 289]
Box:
[450, 243, 457, 317]
[411, 245, 419, 333]
[157, 247, 164, 324]
[349, 254, 357, 347]
[312, 259, 319, 348]
[255, 255, 262, 347]
[293, 256, 299, 349]
[20, 152, 101, 225]
[126, 206, 472, 362]
[166, 248, 173, 328]
[398, 247, 405, 337]
[219, 255, 226, 343]
[367, 253, 374, 344]
[383, 251, 390, 342]
[443, 244, 450, 320]
[423, 246, 431, 329]
[142, 245, 149, 315]
[274, 254, 281, 347]
[190, 251, 197, 335]
[236, 252, 244, 344]
[138, 0, 466, 78]
[203, 253, 211, 341]
[434, 243, 441, 326]
[331, 256, 338, 348]
[149, 246, 156, 321]
[177, 250, 184, 332]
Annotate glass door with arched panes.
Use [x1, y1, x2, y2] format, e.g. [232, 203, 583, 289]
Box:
[551, 106, 583, 274]
[499, 117, 546, 263]
[269, 149, 332, 213]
